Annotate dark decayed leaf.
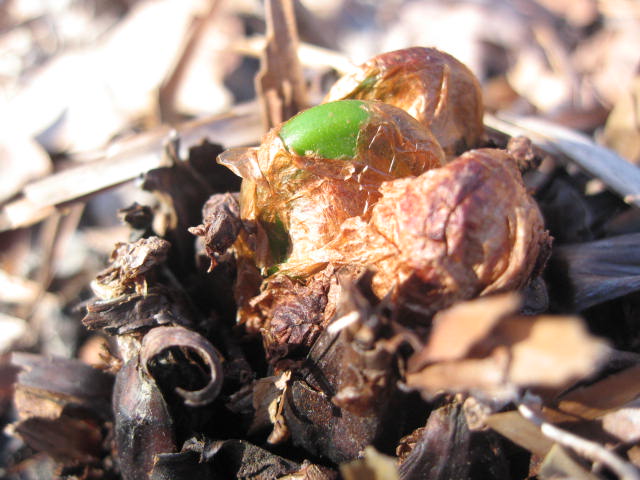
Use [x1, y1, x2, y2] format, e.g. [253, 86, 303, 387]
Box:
[141, 141, 236, 279]
[398, 402, 511, 480]
[149, 450, 210, 480]
[10, 353, 114, 465]
[282, 278, 403, 463]
[241, 265, 338, 359]
[199, 438, 312, 479]
[83, 286, 193, 335]
[113, 359, 176, 480]
[547, 233, 640, 311]
[189, 192, 242, 271]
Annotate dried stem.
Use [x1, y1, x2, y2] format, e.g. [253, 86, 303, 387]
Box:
[518, 403, 640, 480]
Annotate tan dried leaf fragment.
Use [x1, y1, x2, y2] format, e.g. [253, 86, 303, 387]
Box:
[404, 296, 608, 400]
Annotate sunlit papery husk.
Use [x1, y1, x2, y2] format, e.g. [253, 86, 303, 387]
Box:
[219, 101, 444, 271]
[284, 149, 551, 318]
[325, 47, 484, 158]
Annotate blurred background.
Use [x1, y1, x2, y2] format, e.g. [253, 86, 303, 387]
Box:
[0, 0, 639, 473]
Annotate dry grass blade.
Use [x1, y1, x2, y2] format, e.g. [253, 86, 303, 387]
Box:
[485, 113, 640, 208]
[549, 233, 640, 311]
[0, 106, 262, 232]
[157, 0, 224, 122]
[234, 35, 355, 75]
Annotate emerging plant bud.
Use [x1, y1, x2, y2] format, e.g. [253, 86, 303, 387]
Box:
[219, 99, 444, 272]
[325, 47, 484, 158]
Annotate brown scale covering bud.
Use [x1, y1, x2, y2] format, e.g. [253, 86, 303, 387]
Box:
[325, 47, 485, 158]
[284, 149, 551, 317]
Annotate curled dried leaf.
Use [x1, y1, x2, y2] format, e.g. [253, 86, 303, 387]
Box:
[189, 192, 242, 271]
[91, 236, 171, 300]
[141, 325, 223, 407]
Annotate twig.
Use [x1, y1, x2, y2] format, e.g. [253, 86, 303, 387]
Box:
[518, 402, 640, 480]
[256, 0, 308, 129]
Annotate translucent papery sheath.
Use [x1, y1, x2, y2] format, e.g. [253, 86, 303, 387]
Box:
[218, 100, 444, 272]
[325, 47, 485, 158]
[282, 149, 551, 317]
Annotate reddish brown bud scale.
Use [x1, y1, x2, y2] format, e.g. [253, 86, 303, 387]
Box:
[325, 47, 485, 158]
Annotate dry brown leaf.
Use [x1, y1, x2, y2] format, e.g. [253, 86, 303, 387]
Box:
[554, 364, 640, 420]
[497, 315, 608, 388]
[405, 348, 513, 400]
[406, 297, 607, 399]
[409, 293, 520, 367]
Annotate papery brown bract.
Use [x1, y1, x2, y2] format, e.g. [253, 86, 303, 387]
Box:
[218, 101, 444, 271]
[285, 149, 551, 317]
[325, 47, 484, 158]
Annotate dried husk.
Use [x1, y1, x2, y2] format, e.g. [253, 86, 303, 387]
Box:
[325, 47, 484, 158]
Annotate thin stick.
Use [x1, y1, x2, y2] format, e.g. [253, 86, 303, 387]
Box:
[518, 403, 640, 480]
[256, 0, 308, 129]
